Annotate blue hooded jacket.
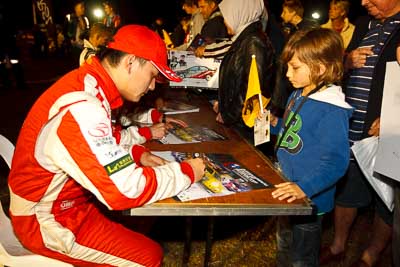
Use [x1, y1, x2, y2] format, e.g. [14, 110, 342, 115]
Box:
[274, 85, 354, 213]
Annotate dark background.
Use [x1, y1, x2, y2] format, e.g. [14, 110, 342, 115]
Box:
[1, 0, 367, 34]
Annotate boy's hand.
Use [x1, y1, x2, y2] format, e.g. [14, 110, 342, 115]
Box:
[272, 182, 306, 203]
[257, 109, 267, 119]
[257, 109, 278, 126]
[270, 114, 278, 127]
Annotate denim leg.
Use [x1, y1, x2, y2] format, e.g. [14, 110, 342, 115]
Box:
[291, 215, 322, 267]
[276, 216, 293, 267]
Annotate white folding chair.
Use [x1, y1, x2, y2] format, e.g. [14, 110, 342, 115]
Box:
[0, 134, 72, 267]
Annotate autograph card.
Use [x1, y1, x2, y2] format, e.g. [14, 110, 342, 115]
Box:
[254, 110, 270, 146]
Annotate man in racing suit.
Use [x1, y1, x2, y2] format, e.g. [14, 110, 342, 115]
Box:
[8, 25, 205, 267]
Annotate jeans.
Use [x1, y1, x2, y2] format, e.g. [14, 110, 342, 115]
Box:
[276, 215, 322, 267]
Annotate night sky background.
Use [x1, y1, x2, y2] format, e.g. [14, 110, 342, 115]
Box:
[1, 0, 367, 35]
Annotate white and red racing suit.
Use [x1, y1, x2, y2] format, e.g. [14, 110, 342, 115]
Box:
[8, 58, 195, 267]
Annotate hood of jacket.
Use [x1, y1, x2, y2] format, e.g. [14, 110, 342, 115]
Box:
[219, 0, 264, 41]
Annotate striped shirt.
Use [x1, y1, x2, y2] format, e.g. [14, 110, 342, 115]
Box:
[346, 15, 400, 145]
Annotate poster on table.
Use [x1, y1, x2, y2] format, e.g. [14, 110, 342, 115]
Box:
[152, 151, 272, 201]
[374, 61, 400, 182]
[168, 50, 221, 89]
[159, 125, 226, 145]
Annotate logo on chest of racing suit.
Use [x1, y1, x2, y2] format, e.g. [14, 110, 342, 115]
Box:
[278, 111, 303, 154]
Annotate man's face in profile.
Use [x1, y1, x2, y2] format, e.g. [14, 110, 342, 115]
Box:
[198, 0, 216, 20]
[362, 0, 400, 20]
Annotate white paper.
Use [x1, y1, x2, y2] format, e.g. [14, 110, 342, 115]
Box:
[159, 126, 226, 145]
[160, 100, 200, 115]
[254, 110, 270, 146]
[352, 136, 394, 211]
[374, 62, 400, 182]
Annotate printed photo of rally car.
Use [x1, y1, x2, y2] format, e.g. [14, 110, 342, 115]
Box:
[175, 66, 217, 81]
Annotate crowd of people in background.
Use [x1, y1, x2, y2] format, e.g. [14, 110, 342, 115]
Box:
[2, 0, 400, 266]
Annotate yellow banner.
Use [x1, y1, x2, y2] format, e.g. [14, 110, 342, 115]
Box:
[242, 55, 270, 127]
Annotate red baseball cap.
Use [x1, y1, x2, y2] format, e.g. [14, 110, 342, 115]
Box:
[108, 25, 182, 82]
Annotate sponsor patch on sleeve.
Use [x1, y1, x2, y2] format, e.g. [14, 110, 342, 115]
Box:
[104, 154, 134, 176]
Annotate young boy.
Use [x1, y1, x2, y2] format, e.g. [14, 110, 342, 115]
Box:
[270, 28, 353, 267]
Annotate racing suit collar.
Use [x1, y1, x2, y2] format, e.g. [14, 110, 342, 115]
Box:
[82, 57, 124, 110]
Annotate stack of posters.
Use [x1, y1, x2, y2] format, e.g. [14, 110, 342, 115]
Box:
[159, 125, 226, 144]
[160, 100, 200, 115]
[153, 151, 272, 201]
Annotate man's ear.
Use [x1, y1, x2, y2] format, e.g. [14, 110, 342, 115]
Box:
[125, 55, 136, 74]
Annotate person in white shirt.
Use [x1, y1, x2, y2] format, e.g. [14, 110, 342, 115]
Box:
[321, 0, 355, 49]
[174, 0, 205, 50]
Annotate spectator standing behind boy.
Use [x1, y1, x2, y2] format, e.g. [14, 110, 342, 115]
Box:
[269, 28, 353, 267]
[319, 1, 400, 266]
[79, 23, 112, 66]
[272, 0, 319, 115]
[280, 0, 318, 40]
[321, 0, 355, 49]
[102, 1, 121, 33]
[8, 25, 205, 266]
[64, 0, 89, 62]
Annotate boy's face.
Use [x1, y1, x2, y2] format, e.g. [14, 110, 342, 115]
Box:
[286, 54, 313, 90]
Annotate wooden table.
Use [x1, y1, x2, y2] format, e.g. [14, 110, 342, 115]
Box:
[124, 89, 314, 266]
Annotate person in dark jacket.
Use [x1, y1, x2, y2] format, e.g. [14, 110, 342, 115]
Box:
[102, 1, 121, 32]
[319, 1, 400, 266]
[197, 0, 229, 45]
[213, 0, 274, 143]
[280, 0, 318, 40]
[271, 0, 319, 117]
[64, 0, 89, 60]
